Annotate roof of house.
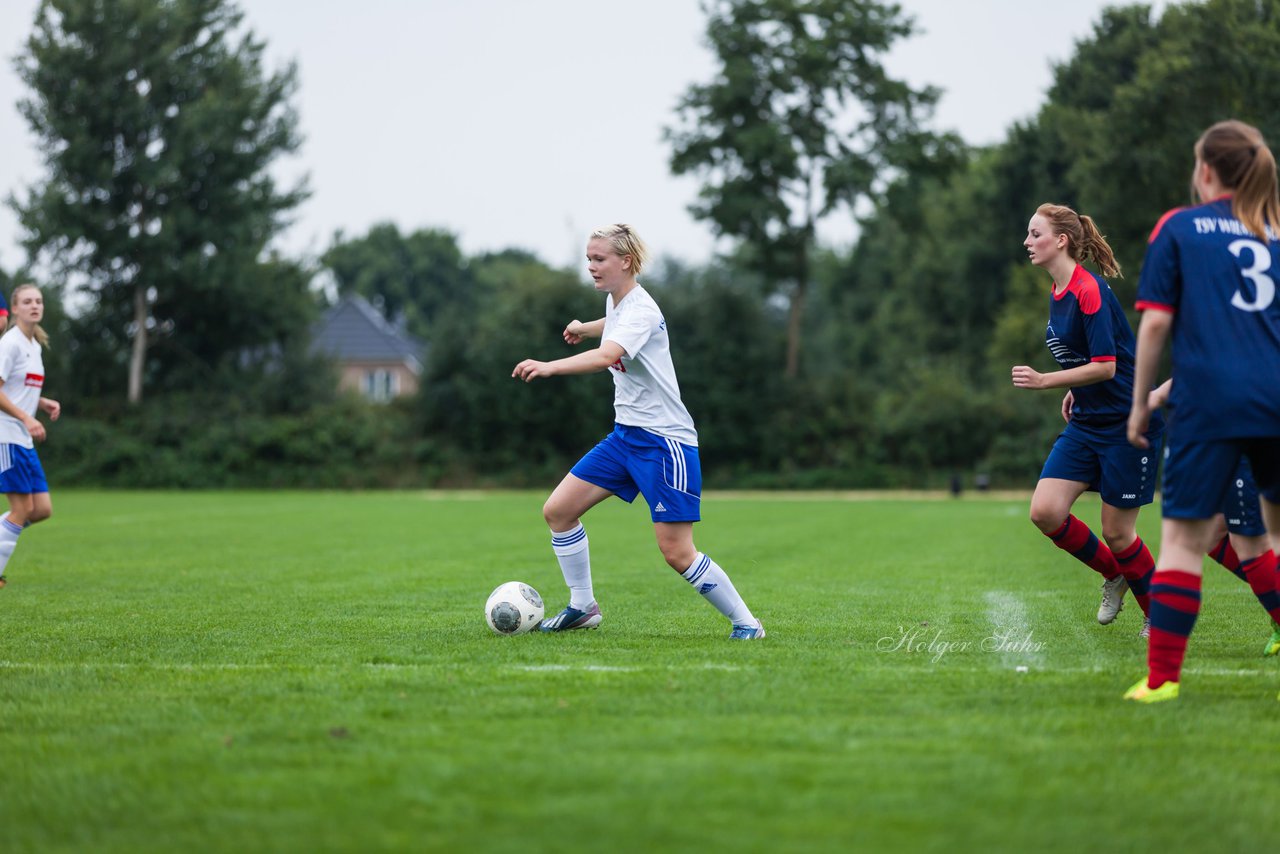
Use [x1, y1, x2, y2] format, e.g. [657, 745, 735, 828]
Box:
[311, 293, 425, 371]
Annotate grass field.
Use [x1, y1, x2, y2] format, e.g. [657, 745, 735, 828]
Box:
[3, 490, 1279, 853]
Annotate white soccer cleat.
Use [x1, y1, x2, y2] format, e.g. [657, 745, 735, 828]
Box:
[1097, 575, 1128, 624]
[539, 602, 602, 632]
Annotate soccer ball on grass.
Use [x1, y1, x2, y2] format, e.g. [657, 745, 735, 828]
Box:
[484, 581, 544, 635]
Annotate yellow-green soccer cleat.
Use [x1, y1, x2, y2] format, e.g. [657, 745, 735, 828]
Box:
[1263, 622, 1280, 658]
[1123, 677, 1179, 703]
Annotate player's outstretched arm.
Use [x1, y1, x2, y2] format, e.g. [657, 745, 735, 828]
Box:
[1128, 309, 1173, 448]
[513, 341, 625, 383]
[1011, 360, 1116, 391]
[563, 318, 605, 345]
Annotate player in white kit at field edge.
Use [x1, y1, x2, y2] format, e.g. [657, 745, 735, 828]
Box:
[0, 284, 61, 589]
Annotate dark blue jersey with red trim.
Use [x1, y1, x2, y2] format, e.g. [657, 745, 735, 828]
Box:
[1137, 197, 1280, 439]
[1047, 265, 1150, 428]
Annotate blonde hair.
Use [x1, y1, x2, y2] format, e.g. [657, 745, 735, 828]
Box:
[10, 284, 49, 348]
[589, 223, 650, 276]
[1196, 120, 1280, 241]
[1035, 203, 1122, 278]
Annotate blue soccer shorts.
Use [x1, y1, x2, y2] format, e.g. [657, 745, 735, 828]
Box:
[0, 444, 48, 495]
[1162, 432, 1280, 521]
[1040, 420, 1161, 508]
[570, 423, 702, 523]
[1222, 457, 1266, 537]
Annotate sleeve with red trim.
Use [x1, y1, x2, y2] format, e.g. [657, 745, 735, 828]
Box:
[1080, 274, 1116, 362]
[1137, 211, 1182, 313]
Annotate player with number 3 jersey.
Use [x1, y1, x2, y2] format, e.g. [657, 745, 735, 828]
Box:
[1125, 120, 1280, 703]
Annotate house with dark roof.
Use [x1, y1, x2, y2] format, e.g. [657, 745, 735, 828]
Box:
[311, 294, 425, 401]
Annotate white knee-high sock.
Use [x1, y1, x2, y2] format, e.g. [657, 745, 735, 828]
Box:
[551, 523, 594, 610]
[0, 513, 23, 576]
[682, 552, 756, 626]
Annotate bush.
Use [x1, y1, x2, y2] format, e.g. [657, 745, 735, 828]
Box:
[42, 394, 438, 489]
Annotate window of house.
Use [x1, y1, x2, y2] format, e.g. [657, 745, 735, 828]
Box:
[363, 369, 399, 402]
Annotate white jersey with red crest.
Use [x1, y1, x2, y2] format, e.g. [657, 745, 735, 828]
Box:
[0, 326, 44, 448]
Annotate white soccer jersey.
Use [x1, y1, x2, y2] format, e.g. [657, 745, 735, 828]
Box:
[602, 285, 698, 446]
[0, 327, 44, 449]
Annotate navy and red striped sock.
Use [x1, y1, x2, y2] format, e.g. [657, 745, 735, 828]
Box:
[1046, 515, 1120, 578]
[1114, 537, 1155, 615]
[1208, 534, 1247, 582]
[1239, 550, 1280, 624]
[1146, 569, 1202, 689]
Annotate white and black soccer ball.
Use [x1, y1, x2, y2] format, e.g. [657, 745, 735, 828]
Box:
[484, 581, 544, 635]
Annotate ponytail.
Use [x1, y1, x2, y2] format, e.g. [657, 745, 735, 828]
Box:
[1035, 203, 1122, 278]
[1231, 140, 1280, 241]
[1197, 120, 1280, 241]
[1078, 215, 1122, 278]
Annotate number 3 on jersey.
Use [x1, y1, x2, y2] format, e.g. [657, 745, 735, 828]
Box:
[1228, 238, 1276, 311]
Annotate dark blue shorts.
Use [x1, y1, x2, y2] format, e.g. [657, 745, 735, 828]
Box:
[571, 424, 701, 523]
[1162, 431, 1280, 521]
[1040, 420, 1162, 508]
[1222, 458, 1266, 536]
[0, 444, 48, 495]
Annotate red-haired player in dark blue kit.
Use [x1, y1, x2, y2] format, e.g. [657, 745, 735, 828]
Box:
[1012, 203, 1164, 634]
[1125, 120, 1280, 703]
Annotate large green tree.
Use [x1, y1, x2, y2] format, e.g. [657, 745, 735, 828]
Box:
[666, 0, 960, 377]
[12, 0, 309, 403]
[827, 0, 1280, 485]
[1072, 0, 1280, 275]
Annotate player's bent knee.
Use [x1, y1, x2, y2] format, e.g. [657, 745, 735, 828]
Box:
[543, 508, 580, 534]
[541, 498, 569, 529]
[661, 546, 697, 572]
[1029, 506, 1067, 534]
[1101, 526, 1134, 548]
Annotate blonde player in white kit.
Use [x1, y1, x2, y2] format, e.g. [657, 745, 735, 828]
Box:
[0, 284, 60, 589]
[512, 224, 765, 638]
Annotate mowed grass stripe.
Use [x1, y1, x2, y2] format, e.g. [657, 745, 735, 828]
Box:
[3, 659, 1273, 677]
[2, 490, 1279, 854]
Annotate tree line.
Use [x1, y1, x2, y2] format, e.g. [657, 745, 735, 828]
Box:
[4, 0, 1277, 489]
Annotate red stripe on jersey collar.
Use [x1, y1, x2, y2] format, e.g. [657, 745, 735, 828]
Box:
[1052, 264, 1092, 301]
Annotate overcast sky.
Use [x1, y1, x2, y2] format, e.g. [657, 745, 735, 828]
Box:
[0, 0, 1168, 274]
